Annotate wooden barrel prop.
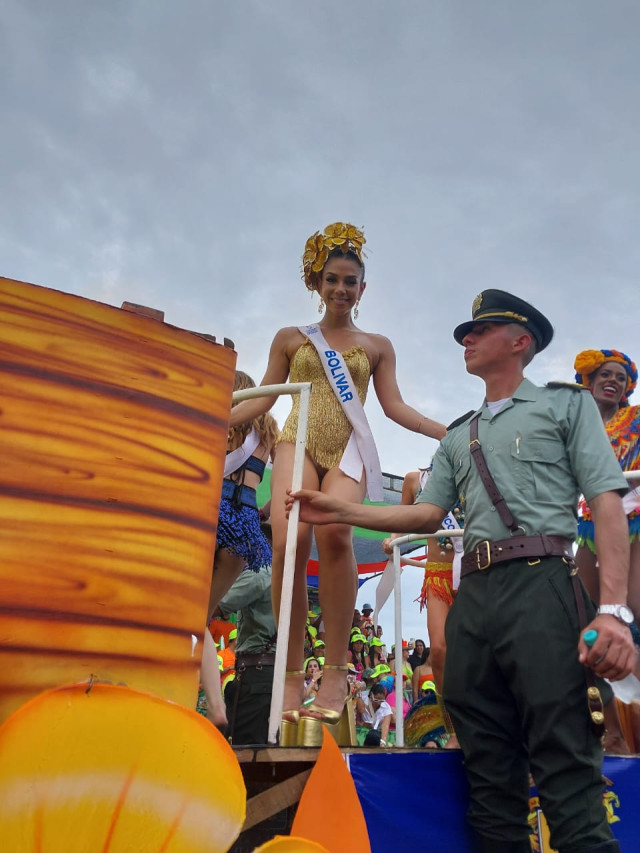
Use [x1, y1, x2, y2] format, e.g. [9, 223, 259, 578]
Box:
[0, 276, 236, 723]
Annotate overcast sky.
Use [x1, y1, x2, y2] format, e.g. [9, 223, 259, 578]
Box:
[3, 2, 639, 643]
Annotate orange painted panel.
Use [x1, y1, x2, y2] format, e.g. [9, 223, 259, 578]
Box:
[0, 277, 236, 722]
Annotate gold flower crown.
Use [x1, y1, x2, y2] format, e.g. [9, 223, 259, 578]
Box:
[301, 222, 366, 291]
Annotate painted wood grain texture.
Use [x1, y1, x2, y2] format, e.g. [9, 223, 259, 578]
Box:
[0, 276, 236, 723]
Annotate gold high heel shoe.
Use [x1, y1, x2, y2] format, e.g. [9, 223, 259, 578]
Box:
[279, 670, 305, 747]
[297, 665, 356, 747]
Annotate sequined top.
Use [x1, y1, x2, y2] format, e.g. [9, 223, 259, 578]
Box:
[277, 339, 372, 470]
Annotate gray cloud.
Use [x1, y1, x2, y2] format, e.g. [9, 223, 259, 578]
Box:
[1, 0, 639, 484]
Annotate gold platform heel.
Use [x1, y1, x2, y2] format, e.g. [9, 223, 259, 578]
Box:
[279, 670, 305, 747]
[297, 665, 356, 747]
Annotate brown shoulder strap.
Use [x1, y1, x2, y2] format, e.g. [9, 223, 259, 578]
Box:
[469, 414, 522, 535]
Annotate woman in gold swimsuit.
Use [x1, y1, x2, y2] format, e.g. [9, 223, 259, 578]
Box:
[229, 222, 445, 745]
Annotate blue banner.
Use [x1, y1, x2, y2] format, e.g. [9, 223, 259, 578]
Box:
[349, 752, 640, 852]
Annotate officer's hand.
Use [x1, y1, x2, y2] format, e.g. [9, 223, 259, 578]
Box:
[578, 615, 638, 681]
[286, 489, 344, 525]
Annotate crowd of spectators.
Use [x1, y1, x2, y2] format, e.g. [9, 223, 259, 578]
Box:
[201, 591, 442, 748]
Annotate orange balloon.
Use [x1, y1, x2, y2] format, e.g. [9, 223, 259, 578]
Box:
[0, 682, 246, 852]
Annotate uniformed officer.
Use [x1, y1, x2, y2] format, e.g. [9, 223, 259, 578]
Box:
[288, 290, 636, 853]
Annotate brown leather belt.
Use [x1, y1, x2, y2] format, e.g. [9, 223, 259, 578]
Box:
[235, 652, 276, 667]
[460, 534, 574, 577]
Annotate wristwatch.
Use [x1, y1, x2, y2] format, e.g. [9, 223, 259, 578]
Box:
[596, 604, 634, 626]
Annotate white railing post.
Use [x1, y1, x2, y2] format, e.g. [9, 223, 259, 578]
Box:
[385, 531, 463, 747]
[228, 382, 311, 745]
[267, 383, 311, 744]
[393, 542, 404, 746]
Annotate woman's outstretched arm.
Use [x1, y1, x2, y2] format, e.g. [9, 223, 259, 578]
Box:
[371, 335, 446, 440]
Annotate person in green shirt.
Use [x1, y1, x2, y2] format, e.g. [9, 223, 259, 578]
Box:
[213, 568, 276, 745]
[287, 290, 636, 853]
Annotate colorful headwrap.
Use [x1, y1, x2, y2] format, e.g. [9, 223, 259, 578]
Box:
[301, 222, 366, 291]
[574, 349, 638, 404]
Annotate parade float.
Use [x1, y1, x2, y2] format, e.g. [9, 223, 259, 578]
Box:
[1, 275, 638, 852]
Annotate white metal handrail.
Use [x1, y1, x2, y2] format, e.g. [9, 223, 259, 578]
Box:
[230, 381, 312, 745]
[385, 531, 462, 747]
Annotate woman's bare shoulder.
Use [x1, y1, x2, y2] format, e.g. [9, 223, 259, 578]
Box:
[268, 326, 306, 358]
[359, 329, 394, 349]
[364, 331, 396, 358]
[354, 330, 394, 369]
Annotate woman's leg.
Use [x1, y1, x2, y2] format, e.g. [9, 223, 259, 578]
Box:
[427, 593, 460, 748]
[270, 443, 318, 713]
[308, 466, 366, 716]
[201, 626, 228, 727]
[426, 594, 450, 694]
[202, 548, 246, 727]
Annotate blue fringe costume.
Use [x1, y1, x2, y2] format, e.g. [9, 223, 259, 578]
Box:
[217, 456, 271, 571]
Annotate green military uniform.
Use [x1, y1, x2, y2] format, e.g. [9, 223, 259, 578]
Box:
[419, 378, 627, 851]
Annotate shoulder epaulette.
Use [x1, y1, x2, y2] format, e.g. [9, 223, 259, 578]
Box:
[446, 409, 476, 431]
[545, 381, 587, 391]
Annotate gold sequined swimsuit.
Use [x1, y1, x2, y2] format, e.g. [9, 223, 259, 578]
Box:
[276, 339, 372, 470]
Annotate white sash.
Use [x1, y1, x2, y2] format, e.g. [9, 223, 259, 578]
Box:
[224, 427, 260, 477]
[299, 324, 383, 501]
[440, 511, 463, 591]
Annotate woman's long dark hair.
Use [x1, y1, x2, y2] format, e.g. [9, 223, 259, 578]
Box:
[349, 637, 368, 669]
[408, 639, 429, 670]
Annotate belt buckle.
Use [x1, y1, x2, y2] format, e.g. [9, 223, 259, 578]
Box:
[476, 540, 491, 571]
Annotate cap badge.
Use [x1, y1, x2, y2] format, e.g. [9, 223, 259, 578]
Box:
[472, 293, 483, 315]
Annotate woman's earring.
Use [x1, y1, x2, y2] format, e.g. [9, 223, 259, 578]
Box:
[318, 298, 325, 315]
[353, 300, 360, 320]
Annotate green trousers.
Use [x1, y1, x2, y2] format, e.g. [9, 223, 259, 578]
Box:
[444, 556, 614, 851]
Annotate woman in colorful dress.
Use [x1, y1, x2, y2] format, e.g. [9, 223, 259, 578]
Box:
[201, 370, 278, 728]
[229, 222, 445, 745]
[574, 349, 640, 659]
[574, 349, 640, 616]
[574, 349, 640, 753]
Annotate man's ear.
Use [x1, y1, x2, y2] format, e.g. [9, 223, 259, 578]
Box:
[513, 331, 532, 353]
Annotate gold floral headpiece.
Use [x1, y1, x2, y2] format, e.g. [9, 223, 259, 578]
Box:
[301, 222, 366, 291]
